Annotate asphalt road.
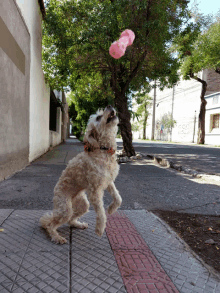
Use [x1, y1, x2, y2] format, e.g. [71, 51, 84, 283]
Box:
[0, 138, 220, 216]
[117, 140, 220, 175]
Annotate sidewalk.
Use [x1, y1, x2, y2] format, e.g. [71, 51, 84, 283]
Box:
[0, 138, 220, 293]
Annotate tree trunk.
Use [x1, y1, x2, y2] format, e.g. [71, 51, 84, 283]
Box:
[190, 73, 207, 145]
[197, 80, 207, 144]
[114, 93, 136, 157]
[143, 103, 148, 140]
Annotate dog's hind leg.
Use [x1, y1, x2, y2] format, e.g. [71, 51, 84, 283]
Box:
[107, 182, 122, 215]
[87, 188, 106, 237]
[40, 193, 73, 244]
[68, 191, 89, 229]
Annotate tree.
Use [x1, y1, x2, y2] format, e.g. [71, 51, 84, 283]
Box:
[174, 5, 220, 144]
[172, 9, 216, 144]
[160, 112, 176, 141]
[42, 0, 192, 156]
[67, 70, 114, 138]
[133, 93, 152, 139]
[193, 20, 220, 74]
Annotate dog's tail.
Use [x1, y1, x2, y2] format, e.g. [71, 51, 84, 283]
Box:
[40, 212, 53, 229]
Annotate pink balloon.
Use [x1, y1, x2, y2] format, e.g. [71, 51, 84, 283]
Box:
[118, 36, 130, 48]
[109, 40, 126, 59]
[120, 29, 135, 46]
[109, 29, 135, 59]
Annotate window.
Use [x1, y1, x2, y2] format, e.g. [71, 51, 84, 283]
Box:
[212, 114, 219, 129]
[49, 90, 61, 132]
[212, 96, 219, 105]
[50, 96, 57, 131]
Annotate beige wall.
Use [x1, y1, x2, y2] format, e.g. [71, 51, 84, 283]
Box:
[0, 0, 30, 181]
[138, 77, 202, 143]
[16, 0, 51, 162]
[133, 69, 220, 144]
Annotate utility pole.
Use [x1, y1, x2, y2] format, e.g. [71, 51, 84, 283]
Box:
[151, 80, 156, 140]
[170, 85, 175, 141]
[193, 110, 196, 143]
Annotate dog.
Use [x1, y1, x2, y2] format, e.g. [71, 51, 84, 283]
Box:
[40, 105, 122, 244]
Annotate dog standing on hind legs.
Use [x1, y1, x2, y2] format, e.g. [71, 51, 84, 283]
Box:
[40, 105, 122, 244]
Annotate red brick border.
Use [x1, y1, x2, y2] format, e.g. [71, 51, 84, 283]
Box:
[106, 212, 179, 293]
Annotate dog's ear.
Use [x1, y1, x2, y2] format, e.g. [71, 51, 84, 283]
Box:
[83, 126, 99, 148]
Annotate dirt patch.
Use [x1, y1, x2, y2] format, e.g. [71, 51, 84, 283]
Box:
[153, 210, 220, 274]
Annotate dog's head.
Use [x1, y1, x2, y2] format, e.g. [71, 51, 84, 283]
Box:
[83, 105, 119, 150]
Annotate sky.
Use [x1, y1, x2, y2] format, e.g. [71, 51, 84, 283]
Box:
[189, 0, 220, 15]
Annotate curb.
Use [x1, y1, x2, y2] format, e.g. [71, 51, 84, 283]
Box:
[152, 155, 200, 177]
[116, 152, 201, 177]
[151, 211, 220, 282]
[117, 151, 220, 179]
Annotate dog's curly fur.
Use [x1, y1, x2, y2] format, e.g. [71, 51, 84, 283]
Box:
[40, 105, 122, 244]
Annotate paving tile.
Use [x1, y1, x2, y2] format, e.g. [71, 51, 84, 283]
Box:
[0, 210, 69, 293]
[70, 211, 126, 293]
[125, 210, 220, 293]
[106, 211, 179, 293]
[1, 209, 220, 293]
[0, 209, 14, 225]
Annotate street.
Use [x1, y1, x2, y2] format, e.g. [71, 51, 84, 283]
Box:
[0, 139, 220, 217]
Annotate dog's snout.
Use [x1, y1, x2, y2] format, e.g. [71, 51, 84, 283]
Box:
[107, 105, 113, 109]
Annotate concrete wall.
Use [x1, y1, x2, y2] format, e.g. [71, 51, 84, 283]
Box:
[132, 69, 220, 145]
[16, 0, 50, 162]
[0, 0, 30, 180]
[135, 76, 202, 143]
[49, 108, 62, 147]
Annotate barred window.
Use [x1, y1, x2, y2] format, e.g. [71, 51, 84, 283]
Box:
[212, 114, 220, 129]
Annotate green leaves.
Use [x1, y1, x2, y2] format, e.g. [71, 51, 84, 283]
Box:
[173, 7, 220, 80]
[193, 22, 220, 71]
[42, 0, 191, 91]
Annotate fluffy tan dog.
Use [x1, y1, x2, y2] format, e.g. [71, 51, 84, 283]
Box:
[40, 105, 122, 244]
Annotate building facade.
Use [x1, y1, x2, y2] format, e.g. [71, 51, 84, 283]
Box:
[16, 0, 51, 162]
[132, 69, 220, 145]
[205, 91, 220, 145]
[0, 0, 31, 181]
[0, 0, 69, 181]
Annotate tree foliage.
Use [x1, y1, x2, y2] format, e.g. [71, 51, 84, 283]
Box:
[133, 93, 152, 139]
[160, 113, 176, 134]
[172, 8, 216, 144]
[67, 71, 114, 138]
[42, 0, 193, 155]
[193, 21, 220, 73]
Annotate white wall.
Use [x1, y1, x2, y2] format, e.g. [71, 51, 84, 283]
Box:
[49, 108, 62, 147]
[0, 0, 30, 181]
[16, 0, 50, 162]
[133, 75, 202, 143]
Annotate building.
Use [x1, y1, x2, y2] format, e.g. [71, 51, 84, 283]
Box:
[132, 69, 220, 145]
[0, 0, 69, 181]
[205, 91, 220, 145]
